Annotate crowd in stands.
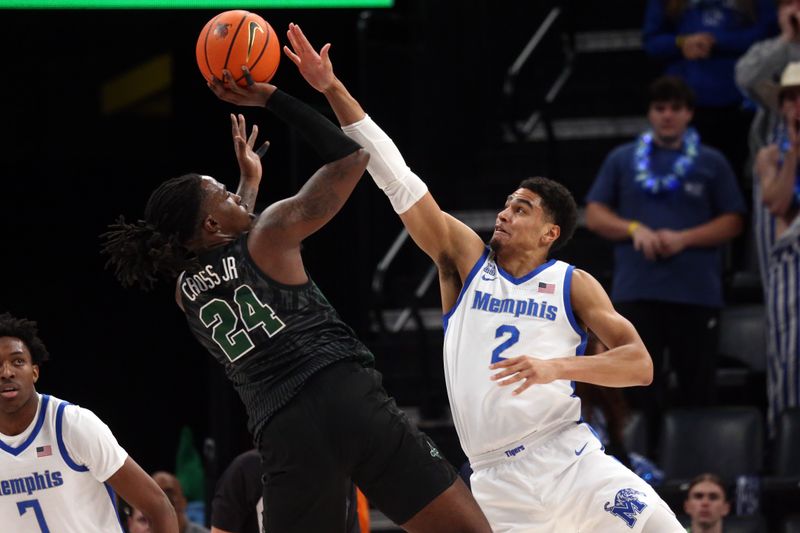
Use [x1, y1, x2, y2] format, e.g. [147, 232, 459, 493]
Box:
[578, 1, 800, 529]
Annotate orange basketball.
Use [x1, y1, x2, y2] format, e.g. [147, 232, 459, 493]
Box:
[196, 10, 280, 87]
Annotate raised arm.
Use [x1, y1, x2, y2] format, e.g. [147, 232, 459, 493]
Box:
[209, 70, 368, 283]
[283, 23, 484, 280]
[761, 117, 800, 225]
[230, 113, 269, 215]
[769, 159, 798, 217]
[736, 37, 794, 107]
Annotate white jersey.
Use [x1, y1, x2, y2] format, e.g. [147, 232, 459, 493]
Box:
[443, 250, 587, 459]
[0, 394, 128, 532]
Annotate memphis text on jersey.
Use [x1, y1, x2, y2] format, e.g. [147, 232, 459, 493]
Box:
[471, 290, 558, 321]
[1, 470, 63, 497]
[181, 256, 240, 302]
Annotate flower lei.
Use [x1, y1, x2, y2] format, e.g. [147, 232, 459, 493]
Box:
[633, 127, 699, 194]
[773, 122, 800, 207]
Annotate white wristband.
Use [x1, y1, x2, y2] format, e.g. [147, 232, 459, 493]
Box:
[342, 115, 428, 214]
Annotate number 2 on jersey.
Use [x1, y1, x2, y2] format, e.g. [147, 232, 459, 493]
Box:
[199, 284, 286, 363]
[18, 499, 50, 532]
[491, 324, 520, 364]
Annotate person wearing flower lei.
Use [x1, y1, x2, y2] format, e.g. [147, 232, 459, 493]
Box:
[753, 61, 800, 436]
[585, 75, 746, 456]
[755, 65, 800, 236]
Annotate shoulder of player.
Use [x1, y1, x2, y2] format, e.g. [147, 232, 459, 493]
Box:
[55, 400, 111, 437]
[568, 268, 604, 302]
[569, 267, 592, 284]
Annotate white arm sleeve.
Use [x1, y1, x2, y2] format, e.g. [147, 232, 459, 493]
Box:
[342, 115, 428, 214]
[61, 404, 128, 482]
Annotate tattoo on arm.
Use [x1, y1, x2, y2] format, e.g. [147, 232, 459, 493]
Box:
[253, 150, 367, 243]
[264, 173, 340, 230]
[292, 160, 359, 222]
[237, 182, 260, 215]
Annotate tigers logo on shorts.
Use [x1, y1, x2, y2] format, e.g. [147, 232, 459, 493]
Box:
[603, 488, 647, 528]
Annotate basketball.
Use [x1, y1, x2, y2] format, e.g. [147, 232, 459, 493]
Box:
[196, 10, 280, 86]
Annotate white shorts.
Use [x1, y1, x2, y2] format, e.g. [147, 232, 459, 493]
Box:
[470, 423, 673, 532]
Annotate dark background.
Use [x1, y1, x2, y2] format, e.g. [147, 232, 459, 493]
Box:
[0, 0, 648, 488]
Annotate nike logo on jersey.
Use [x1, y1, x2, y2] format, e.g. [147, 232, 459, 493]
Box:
[574, 442, 588, 456]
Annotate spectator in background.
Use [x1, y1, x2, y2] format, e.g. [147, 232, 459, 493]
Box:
[210, 450, 262, 533]
[153, 471, 210, 533]
[643, 0, 776, 180]
[754, 62, 800, 239]
[737, 1, 800, 300]
[585, 76, 746, 456]
[752, 62, 800, 435]
[127, 506, 156, 533]
[737, 0, 800, 157]
[683, 473, 731, 533]
[210, 448, 369, 533]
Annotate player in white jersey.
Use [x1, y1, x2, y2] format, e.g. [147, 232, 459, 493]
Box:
[253, 24, 686, 532]
[0, 312, 178, 533]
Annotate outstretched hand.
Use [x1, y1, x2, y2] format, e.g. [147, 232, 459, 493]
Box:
[208, 68, 276, 107]
[231, 113, 269, 182]
[283, 22, 336, 93]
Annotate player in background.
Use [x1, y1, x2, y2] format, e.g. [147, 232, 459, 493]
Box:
[276, 23, 686, 532]
[102, 81, 490, 531]
[0, 312, 177, 533]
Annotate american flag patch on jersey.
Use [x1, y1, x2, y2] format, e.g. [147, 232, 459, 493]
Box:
[538, 282, 555, 294]
[36, 445, 52, 458]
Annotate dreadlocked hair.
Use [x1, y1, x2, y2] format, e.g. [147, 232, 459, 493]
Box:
[101, 173, 206, 291]
[0, 312, 50, 364]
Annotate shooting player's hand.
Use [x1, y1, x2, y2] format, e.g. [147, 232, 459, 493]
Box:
[209, 68, 276, 107]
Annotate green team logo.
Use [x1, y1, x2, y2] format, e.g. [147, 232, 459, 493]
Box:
[199, 284, 286, 362]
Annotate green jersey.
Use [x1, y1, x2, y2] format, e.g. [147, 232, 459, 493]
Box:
[181, 236, 374, 440]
